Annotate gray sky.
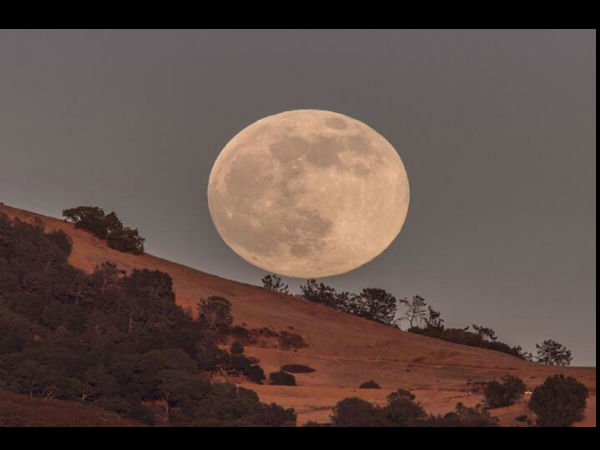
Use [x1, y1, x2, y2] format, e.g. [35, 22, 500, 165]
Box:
[0, 29, 595, 365]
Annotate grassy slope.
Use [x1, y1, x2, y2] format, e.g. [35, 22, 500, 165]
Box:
[0, 390, 144, 427]
[0, 204, 595, 426]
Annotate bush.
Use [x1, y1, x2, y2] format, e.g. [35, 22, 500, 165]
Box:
[426, 403, 499, 427]
[331, 397, 386, 427]
[359, 380, 381, 389]
[269, 371, 296, 386]
[484, 375, 526, 408]
[528, 375, 588, 427]
[384, 395, 426, 426]
[278, 331, 308, 349]
[246, 365, 266, 384]
[281, 364, 315, 374]
[230, 341, 244, 356]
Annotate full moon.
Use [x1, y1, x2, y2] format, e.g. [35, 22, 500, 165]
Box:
[207, 109, 410, 278]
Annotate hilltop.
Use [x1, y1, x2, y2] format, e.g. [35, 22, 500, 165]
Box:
[0, 203, 595, 426]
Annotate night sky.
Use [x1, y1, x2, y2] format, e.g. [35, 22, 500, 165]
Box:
[0, 29, 595, 365]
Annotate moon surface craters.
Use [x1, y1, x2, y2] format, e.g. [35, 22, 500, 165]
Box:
[207, 109, 409, 278]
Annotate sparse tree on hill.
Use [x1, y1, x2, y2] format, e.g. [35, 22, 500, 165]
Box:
[299, 279, 338, 308]
[396, 295, 427, 330]
[261, 274, 289, 294]
[472, 324, 498, 342]
[352, 288, 397, 325]
[62, 206, 110, 239]
[425, 306, 445, 330]
[535, 339, 572, 366]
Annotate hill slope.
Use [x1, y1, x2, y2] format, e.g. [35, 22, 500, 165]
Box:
[0, 203, 595, 426]
[0, 390, 144, 427]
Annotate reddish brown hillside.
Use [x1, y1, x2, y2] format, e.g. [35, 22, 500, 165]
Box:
[0, 390, 144, 427]
[0, 203, 595, 426]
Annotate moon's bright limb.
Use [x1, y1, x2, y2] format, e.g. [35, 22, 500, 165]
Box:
[207, 109, 409, 278]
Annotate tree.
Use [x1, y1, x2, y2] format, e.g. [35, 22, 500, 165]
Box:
[299, 279, 338, 309]
[529, 375, 588, 426]
[107, 227, 145, 255]
[353, 288, 397, 325]
[425, 306, 444, 330]
[62, 206, 144, 255]
[535, 339, 572, 366]
[62, 206, 110, 239]
[261, 274, 289, 294]
[396, 295, 427, 329]
[472, 324, 498, 342]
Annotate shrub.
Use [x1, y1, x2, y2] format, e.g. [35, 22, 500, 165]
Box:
[359, 380, 381, 389]
[484, 375, 526, 408]
[387, 388, 415, 403]
[426, 403, 499, 427]
[128, 403, 155, 425]
[303, 421, 331, 427]
[528, 375, 588, 427]
[269, 371, 296, 386]
[278, 331, 308, 349]
[331, 397, 386, 427]
[384, 394, 426, 426]
[281, 364, 315, 374]
[230, 341, 244, 356]
[246, 365, 266, 384]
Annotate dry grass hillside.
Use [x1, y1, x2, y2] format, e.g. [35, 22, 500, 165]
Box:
[0, 390, 144, 427]
[0, 203, 595, 426]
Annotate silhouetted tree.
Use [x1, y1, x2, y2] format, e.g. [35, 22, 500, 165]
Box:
[425, 306, 445, 330]
[62, 206, 111, 239]
[535, 339, 572, 366]
[352, 288, 397, 325]
[107, 227, 145, 255]
[472, 324, 498, 342]
[397, 295, 427, 329]
[299, 280, 338, 309]
[62, 206, 144, 255]
[261, 274, 289, 294]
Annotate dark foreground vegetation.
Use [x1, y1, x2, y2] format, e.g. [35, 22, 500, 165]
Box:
[306, 388, 499, 427]
[0, 213, 295, 426]
[305, 375, 588, 427]
[262, 274, 573, 365]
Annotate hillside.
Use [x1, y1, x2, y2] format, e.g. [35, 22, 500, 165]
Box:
[0, 390, 144, 427]
[0, 203, 595, 426]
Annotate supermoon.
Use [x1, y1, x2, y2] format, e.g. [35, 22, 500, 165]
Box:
[207, 109, 409, 278]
